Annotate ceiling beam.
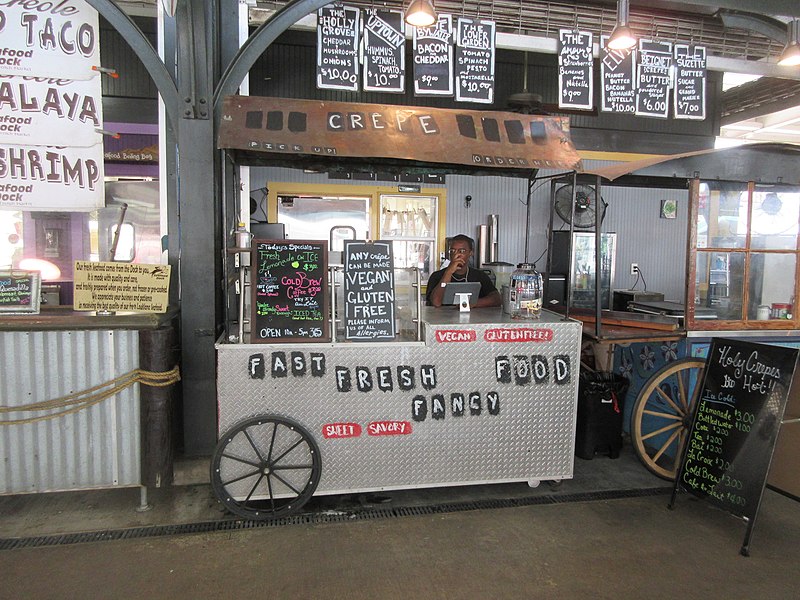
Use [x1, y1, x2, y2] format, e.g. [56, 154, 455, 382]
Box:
[661, 1, 800, 18]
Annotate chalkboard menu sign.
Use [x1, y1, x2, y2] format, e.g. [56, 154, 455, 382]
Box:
[413, 15, 454, 96]
[0, 270, 41, 314]
[363, 8, 405, 93]
[343, 241, 396, 341]
[251, 240, 330, 342]
[558, 29, 594, 110]
[635, 39, 673, 118]
[673, 338, 798, 554]
[673, 44, 707, 120]
[600, 37, 635, 113]
[316, 5, 360, 92]
[454, 18, 495, 104]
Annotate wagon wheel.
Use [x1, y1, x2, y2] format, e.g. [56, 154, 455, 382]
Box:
[211, 415, 321, 519]
[631, 358, 706, 480]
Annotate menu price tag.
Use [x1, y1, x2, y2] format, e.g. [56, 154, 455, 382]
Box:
[251, 240, 329, 342]
[0, 269, 40, 314]
[343, 241, 396, 341]
[635, 39, 672, 118]
[413, 15, 454, 96]
[316, 5, 361, 91]
[454, 18, 495, 104]
[558, 29, 594, 110]
[673, 45, 706, 120]
[363, 8, 405, 93]
[600, 37, 635, 114]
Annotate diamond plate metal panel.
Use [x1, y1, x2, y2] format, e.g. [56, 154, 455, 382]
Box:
[216, 311, 581, 495]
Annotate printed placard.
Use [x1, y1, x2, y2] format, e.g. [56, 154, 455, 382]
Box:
[413, 15, 453, 96]
[362, 8, 405, 93]
[635, 39, 672, 118]
[73, 261, 171, 313]
[0, 1, 100, 80]
[600, 36, 636, 114]
[674, 44, 706, 120]
[316, 4, 360, 91]
[0, 75, 103, 146]
[558, 29, 593, 110]
[454, 17, 495, 104]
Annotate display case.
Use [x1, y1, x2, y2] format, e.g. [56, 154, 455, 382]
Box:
[546, 231, 616, 310]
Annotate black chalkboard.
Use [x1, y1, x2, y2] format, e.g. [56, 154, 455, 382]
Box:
[673, 338, 798, 554]
[343, 241, 396, 341]
[0, 270, 41, 314]
[454, 17, 495, 104]
[251, 240, 329, 342]
[673, 44, 707, 120]
[362, 8, 405, 93]
[558, 29, 594, 110]
[316, 5, 360, 92]
[600, 37, 636, 113]
[635, 39, 672, 118]
[413, 15, 453, 96]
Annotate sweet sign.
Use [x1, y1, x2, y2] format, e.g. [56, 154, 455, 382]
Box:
[558, 29, 593, 110]
[600, 37, 636, 114]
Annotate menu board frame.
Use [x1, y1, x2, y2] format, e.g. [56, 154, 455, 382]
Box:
[673, 44, 707, 121]
[413, 15, 454, 96]
[454, 17, 496, 104]
[343, 240, 396, 341]
[251, 239, 330, 343]
[316, 4, 361, 92]
[557, 29, 594, 111]
[362, 8, 406, 93]
[0, 269, 41, 314]
[600, 36, 636, 114]
[635, 39, 673, 119]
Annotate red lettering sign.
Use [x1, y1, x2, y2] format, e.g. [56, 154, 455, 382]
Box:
[434, 329, 477, 343]
[483, 328, 554, 342]
[322, 422, 362, 439]
[367, 420, 413, 436]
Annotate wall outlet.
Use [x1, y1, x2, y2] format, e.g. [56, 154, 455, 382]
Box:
[630, 263, 639, 275]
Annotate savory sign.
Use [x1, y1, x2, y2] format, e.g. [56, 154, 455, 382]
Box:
[600, 37, 635, 114]
[316, 4, 360, 92]
[412, 15, 453, 96]
[362, 8, 405, 93]
[454, 17, 495, 104]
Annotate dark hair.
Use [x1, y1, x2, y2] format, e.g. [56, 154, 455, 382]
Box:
[450, 234, 474, 250]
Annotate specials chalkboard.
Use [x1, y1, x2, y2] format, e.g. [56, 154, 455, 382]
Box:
[673, 44, 707, 120]
[600, 37, 635, 114]
[363, 8, 405, 93]
[316, 4, 361, 92]
[558, 29, 593, 110]
[413, 15, 454, 96]
[0, 270, 41, 314]
[454, 17, 495, 104]
[672, 338, 798, 554]
[251, 240, 330, 342]
[635, 39, 672, 118]
[343, 241, 396, 341]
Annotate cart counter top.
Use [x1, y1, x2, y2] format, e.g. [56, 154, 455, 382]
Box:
[420, 307, 568, 327]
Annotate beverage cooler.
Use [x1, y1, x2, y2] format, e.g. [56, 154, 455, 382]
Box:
[545, 231, 616, 310]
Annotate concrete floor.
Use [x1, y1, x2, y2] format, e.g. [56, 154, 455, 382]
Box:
[2, 447, 799, 599]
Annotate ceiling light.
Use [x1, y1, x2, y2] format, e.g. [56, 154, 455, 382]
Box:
[607, 0, 637, 50]
[405, 0, 437, 28]
[778, 20, 800, 67]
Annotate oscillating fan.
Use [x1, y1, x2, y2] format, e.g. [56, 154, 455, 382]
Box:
[553, 184, 607, 229]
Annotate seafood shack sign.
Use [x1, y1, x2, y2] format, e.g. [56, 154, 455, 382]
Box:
[218, 96, 582, 171]
[0, 0, 104, 211]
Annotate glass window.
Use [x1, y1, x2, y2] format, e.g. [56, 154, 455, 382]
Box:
[749, 187, 800, 250]
[697, 182, 749, 249]
[379, 195, 438, 285]
[277, 196, 371, 249]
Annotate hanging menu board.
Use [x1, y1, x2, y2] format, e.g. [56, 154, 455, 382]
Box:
[363, 8, 405, 93]
[635, 39, 673, 118]
[413, 15, 454, 96]
[0, 270, 41, 314]
[674, 44, 707, 120]
[675, 339, 798, 525]
[600, 37, 636, 113]
[558, 29, 594, 110]
[316, 4, 360, 92]
[343, 241, 396, 341]
[251, 240, 329, 342]
[454, 18, 495, 104]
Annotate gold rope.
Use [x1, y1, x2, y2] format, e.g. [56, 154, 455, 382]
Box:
[0, 366, 181, 426]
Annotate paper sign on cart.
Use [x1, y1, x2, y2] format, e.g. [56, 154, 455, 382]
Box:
[73, 261, 171, 313]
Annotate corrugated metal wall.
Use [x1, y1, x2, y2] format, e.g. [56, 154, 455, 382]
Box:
[0, 330, 141, 494]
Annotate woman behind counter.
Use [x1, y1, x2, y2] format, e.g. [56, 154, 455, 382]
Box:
[425, 234, 502, 308]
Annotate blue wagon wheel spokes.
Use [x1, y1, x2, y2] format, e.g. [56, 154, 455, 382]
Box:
[211, 415, 321, 519]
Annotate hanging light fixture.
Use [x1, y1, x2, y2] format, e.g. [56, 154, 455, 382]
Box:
[405, 0, 437, 28]
[607, 0, 637, 50]
[778, 19, 800, 67]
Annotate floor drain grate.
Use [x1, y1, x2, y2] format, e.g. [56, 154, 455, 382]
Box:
[0, 486, 671, 550]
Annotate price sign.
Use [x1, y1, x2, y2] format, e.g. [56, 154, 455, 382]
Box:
[673, 44, 706, 120]
[362, 8, 405, 93]
[454, 17, 495, 104]
[558, 29, 593, 110]
[600, 36, 636, 114]
[316, 5, 361, 92]
[635, 39, 672, 118]
[413, 15, 454, 96]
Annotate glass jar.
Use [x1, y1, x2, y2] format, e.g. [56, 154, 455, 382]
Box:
[510, 263, 543, 319]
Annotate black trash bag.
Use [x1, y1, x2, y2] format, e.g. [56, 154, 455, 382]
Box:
[575, 371, 630, 460]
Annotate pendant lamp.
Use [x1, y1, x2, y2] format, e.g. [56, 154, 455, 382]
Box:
[607, 0, 637, 50]
[778, 20, 800, 67]
[405, 0, 437, 28]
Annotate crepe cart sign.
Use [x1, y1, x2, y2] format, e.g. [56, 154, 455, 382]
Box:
[0, 0, 100, 80]
[73, 261, 171, 313]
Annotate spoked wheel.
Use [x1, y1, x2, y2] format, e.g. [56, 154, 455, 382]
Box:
[631, 358, 706, 480]
[211, 415, 321, 520]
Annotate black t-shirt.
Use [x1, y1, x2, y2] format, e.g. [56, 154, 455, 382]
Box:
[426, 267, 498, 305]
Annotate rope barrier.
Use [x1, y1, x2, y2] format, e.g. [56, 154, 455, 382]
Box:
[0, 366, 181, 426]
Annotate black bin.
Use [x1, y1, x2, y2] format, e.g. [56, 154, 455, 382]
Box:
[575, 371, 629, 460]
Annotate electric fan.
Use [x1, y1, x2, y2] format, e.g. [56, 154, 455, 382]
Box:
[553, 184, 607, 229]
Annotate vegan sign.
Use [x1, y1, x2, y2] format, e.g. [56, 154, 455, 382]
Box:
[343, 241, 396, 341]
